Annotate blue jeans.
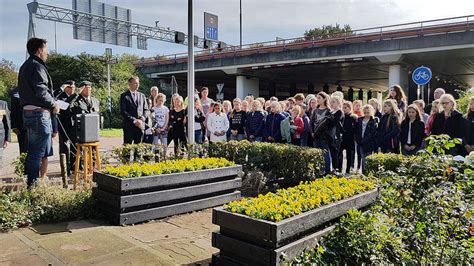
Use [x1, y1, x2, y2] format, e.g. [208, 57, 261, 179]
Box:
[23, 111, 53, 188]
[314, 138, 331, 174]
[230, 134, 246, 141]
[195, 130, 203, 144]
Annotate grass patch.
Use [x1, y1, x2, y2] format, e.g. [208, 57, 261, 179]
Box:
[100, 128, 123, 138]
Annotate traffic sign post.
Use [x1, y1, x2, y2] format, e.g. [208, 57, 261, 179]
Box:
[412, 66, 432, 100]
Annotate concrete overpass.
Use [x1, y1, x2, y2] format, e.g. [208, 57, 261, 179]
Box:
[135, 15, 474, 102]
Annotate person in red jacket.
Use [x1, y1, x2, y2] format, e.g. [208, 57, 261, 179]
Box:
[290, 105, 305, 146]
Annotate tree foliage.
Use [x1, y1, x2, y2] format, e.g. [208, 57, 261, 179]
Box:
[0, 59, 18, 105]
[304, 24, 352, 40]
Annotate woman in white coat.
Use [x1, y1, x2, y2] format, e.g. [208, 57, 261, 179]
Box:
[207, 102, 229, 142]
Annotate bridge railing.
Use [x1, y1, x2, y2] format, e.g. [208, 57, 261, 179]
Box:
[135, 15, 473, 67]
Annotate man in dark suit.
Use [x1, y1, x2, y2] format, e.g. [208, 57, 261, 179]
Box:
[120, 76, 149, 144]
[9, 87, 27, 153]
[0, 100, 11, 167]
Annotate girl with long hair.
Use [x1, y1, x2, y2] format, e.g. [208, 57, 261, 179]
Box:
[377, 99, 402, 153]
[387, 85, 408, 113]
[400, 104, 425, 155]
[169, 95, 187, 154]
[355, 105, 378, 173]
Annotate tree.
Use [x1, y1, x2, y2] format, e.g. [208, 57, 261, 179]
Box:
[304, 24, 352, 40]
[0, 59, 18, 104]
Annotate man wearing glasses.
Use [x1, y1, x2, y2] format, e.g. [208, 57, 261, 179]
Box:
[56, 80, 77, 176]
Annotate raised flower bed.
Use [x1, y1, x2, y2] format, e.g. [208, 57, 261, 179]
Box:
[211, 177, 377, 265]
[93, 157, 242, 225]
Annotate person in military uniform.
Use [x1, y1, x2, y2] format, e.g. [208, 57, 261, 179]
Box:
[68, 81, 100, 173]
[0, 100, 11, 167]
[56, 80, 77, 175]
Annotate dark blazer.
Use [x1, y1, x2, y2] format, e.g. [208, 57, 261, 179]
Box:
[377, 114, 401, 152]
[0, 100, 11, 144]
[327, 110, 344, 149]
[431, 110, 466, 155]
[400, 119, 425, 148]
[69, 95, 100, 116]
[18, 55, 55, 110]
[341, 113, 357, 147]
[120, 90, 149, 129]
[355, 117, 378, 153]
[246, 111, 265, 137]
[431, 110, 465, 140]
[463, 113, 474, 146]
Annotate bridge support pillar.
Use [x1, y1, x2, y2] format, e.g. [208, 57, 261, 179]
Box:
[236, 76, 259, 99]
[388, 64, 409, 92]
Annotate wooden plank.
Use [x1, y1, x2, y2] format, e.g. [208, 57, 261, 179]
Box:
[94, 178, 241, 209]
[213, 207, 275, 245]
[212, 231, 272, 265]
[275, 189, 377, 246]
[273, 226, 334, 265]
[213, 189, 377, 248]
[212, 226, 335, 266]
[117, 191, 241, 225]
[93, 165, 242, 193]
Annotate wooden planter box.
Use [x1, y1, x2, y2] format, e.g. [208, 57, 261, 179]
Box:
[93, 165, 242, 225]
[212, 189, 378, 265]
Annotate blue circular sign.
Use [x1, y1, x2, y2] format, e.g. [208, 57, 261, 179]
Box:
[412, 66, 432, 86]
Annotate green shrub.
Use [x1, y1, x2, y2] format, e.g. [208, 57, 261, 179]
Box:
[290, 142, 474, 264]
[292, 209, 406, 264]
[209, 141, 324, 187]
[0, 187, 96, 231]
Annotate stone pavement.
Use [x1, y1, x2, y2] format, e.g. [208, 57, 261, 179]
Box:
[0, 209, 218, 265]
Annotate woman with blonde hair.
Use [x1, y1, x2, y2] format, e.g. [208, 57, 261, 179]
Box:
[377, 99, 402, 153]
[431, 94, 466, 155]
[169, 95, 187, 153]
[368, 98, 382, 121]
[339, 101, 357, 173]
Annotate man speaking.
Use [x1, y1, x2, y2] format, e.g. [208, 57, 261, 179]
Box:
[18, 38, 60, 189]
[120, 76, 149, 144]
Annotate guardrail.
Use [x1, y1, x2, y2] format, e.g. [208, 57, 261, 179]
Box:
[134, 15, 473, 67]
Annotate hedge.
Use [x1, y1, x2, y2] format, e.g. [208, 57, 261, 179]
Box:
[208, 141, 324, 187]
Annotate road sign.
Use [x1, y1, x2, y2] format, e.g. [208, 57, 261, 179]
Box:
[412, 66, 432, 86]
[216, 83, 224, 101]
[204, 12, 218, 41]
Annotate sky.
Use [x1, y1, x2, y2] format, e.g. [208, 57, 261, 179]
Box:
[1, 0, 473, 67]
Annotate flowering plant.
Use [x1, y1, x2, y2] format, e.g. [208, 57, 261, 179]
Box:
[102, 157, 234, 178]
[225, 177, 375, 222]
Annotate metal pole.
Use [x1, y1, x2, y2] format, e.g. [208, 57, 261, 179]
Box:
[240, 0, 242, 48]
[187, 0, 195, 144]
[54, 21, 57, 53]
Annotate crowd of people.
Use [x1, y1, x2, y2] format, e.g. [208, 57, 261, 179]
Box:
[7, 37, 474, 189]
[141, 85, 474, 175]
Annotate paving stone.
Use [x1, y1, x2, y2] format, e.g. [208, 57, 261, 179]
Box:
[0, 233, 32, 257]
[0, 254, 48, 266]
[67, 220, 105, 231]
[86, 247, 172, 266]
[115, 221, 195, 244]
[150, 237, 217, 265]
[165, 209, 218, 237]
[36, 228, 133, 264]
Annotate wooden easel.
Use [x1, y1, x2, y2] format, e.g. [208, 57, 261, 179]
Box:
[73, 142, 101, 190]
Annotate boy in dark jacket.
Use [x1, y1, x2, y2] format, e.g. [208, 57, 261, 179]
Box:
[265, 102, 285, 143]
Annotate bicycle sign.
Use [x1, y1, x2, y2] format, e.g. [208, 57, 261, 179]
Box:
[412, 66, 432, 86]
